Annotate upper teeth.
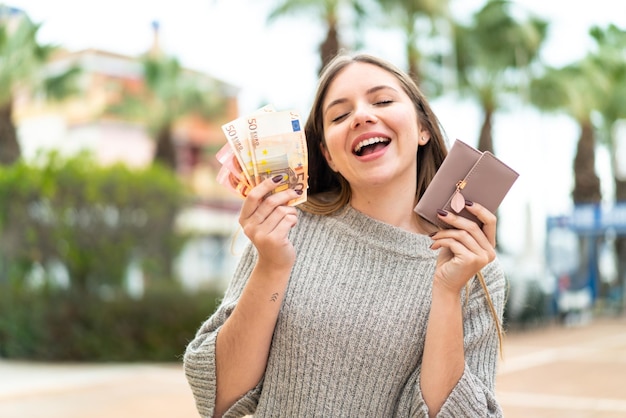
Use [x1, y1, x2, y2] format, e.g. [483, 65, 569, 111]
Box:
[354, 137, 389, 154]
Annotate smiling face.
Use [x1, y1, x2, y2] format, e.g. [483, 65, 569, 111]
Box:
[320, 62, 430, 196]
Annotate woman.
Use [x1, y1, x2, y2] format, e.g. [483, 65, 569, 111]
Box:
[184, 53, 506, 417]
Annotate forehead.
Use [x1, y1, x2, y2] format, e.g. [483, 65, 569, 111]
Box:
[324, 62, 403, 100]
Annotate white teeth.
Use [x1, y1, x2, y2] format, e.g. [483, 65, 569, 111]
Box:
[354, 137, 389, 154]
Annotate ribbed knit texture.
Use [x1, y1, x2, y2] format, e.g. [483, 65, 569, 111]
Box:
[184, 205, 505, 417]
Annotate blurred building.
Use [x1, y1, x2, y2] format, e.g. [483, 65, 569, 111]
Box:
[10, 12, 245, 290]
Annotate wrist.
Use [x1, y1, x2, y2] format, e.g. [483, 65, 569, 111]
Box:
[254, 257, 294, 279]
[431, 278, 463, 301]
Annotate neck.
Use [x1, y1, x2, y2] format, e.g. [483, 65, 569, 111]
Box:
[349, 184, 430, 234]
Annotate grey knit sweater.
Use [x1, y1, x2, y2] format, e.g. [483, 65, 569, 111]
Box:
[184, 205, 505, 417]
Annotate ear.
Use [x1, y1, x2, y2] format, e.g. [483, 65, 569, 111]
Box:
[320, 141, 338, 172]
[418, 129, 431, 145]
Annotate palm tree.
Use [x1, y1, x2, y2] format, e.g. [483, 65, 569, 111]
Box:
[106, 53, 227, 169]
[371, 0, 451, 89]
[530, 60, 605, 205]
[588, 24, 626, 310]
[0, 6, 80, 165]
[267, 0, 368, 74]
[530, 56, 613, 310]
[589, 24, 626, 201]
[453, 0, 548, 154]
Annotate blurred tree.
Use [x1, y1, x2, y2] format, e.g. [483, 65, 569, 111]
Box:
[267, 0, 369, 74]
[530, 59, 605, 205]
[447, 0, 547, 249]
[106, 52, 227, 170]
[590, 24, 626, 200]
[0, 151, 187, 296]
[588, 23, 626, 311]
[452, 0, 548, 155]
[371, 0, 451, 89]
[0, 6, 80, 165]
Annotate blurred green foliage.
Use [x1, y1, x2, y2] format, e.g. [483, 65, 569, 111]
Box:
[0, 151, 225, 361]
[0, 284, 221, 361]
[0, 151, 186, 296]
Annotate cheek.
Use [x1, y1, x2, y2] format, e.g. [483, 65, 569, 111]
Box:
[320, 133, 346, 172]
[322, 144, 340, 171]
[320, 143, 332, 164]
[394, 114, 420, 146]
[321, 128, 342, 158]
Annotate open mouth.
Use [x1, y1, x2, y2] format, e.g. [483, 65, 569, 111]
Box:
[353, 137, 391, 156]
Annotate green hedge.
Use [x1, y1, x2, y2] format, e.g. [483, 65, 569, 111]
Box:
[0, 150, 227, 362]
[0, 285, 222, 362]
[0, 151, 186, 294]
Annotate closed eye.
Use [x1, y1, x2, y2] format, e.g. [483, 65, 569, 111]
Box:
[331, 112, 349, 123]
[374, 99, 393, 106]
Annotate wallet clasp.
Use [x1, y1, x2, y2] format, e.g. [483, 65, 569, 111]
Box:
[451, 179, 468, 213]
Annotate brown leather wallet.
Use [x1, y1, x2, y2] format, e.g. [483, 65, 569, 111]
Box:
[414, 139, 519, 228]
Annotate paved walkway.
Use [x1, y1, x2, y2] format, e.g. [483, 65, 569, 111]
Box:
[496, 316, 626, 418]
[1, 316, 625, 417]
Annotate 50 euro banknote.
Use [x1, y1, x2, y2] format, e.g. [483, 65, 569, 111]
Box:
[216, 106, 308, 206]
[220, 104, 275, 187]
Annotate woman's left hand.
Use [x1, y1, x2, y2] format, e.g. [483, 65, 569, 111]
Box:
[429, 201, 497, 294]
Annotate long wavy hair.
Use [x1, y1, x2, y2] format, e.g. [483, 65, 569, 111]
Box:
[300, 52, 448, 215]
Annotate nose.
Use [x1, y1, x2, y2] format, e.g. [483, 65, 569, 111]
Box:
[350, 104, 378, 129]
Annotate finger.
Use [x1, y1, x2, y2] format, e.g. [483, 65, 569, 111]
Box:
[431, 218, 495, 265]
[263, 211, 298, 245]
[463, 201, 497, 247]
[431, 235, 493, 270]
[431, 228, 482, 253]
[249, 205, 298, 240]
[249, 189, 301, 227]
[435, 205, 496, 248]
[239, 175, 293, 221]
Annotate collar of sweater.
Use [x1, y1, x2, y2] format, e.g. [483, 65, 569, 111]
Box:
[299, 205, 437, 259]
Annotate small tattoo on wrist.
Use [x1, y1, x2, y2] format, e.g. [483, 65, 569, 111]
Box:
[270, 293, 279, 302]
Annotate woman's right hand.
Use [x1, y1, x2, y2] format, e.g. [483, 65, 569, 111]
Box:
[239, 175, 301, 270]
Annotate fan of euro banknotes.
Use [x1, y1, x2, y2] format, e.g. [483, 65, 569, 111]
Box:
[216, 104, 309, 206]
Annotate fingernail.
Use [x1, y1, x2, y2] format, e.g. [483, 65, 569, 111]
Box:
[465, 200, 474, 206]
[272, 175, 283, 183]
[437, 209, 448, 217]
[428, 232, 437, 237]
[295, 190, 303, 195]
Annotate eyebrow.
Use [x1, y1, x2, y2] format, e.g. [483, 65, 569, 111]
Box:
[324, 85, 399, 115]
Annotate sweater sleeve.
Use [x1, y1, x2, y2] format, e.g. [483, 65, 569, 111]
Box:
[183, 242, 262, 418]
[396, 259, 506, 417]
[436, 259, 506, 417]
